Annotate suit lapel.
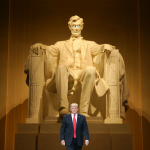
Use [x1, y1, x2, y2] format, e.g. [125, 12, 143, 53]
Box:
[65, 39, 73, 56]
[76, 114, 80, 129]
[70, 114, 74, 129]
[65, 38, 87, 59]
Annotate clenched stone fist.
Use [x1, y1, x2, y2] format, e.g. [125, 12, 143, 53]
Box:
[31, 43, 47, 55]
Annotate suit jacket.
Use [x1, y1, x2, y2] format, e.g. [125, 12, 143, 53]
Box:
[60, 113, 89, 147]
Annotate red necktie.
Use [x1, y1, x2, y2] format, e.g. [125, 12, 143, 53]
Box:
[73, 114, 76, 138]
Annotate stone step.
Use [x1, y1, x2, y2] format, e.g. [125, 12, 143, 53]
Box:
[17, 123, 130, 134]
[44, 116, 104, 124]
[15, 133, 133, 150]
[17, 124, 40, 133]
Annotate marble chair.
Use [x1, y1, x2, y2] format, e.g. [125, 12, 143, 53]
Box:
[24, 45, 129, 123]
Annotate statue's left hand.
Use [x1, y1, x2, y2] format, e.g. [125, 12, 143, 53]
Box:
[102, 44, 115, 53]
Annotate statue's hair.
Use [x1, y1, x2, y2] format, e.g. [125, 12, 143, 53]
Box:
[68, 15, 84, 27]
[70, 103, 78, 108]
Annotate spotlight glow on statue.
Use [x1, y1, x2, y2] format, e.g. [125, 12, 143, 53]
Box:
[24, 15, 130, 123]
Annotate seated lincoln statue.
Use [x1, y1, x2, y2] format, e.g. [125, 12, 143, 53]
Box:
[24, 15, 130, 123]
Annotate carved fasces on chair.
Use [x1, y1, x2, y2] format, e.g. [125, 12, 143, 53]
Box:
[26, 48, 45, 123]
[104, 50, 122, 124]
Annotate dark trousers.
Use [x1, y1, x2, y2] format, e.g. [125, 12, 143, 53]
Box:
[66, 138, 82, 150]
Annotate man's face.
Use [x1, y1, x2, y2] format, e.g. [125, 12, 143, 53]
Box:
[70, 106, 78, 114]
[70, 20, 83, 37]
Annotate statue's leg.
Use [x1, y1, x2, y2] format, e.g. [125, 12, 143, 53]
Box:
[79, 66, 97, 117]
[55, 65, 69, 116]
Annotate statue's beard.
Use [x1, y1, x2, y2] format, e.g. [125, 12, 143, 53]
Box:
[71, 31, 81, 37]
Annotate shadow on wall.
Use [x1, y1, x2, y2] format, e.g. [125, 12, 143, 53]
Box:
[0, 114, 6, 150]
[4, 99, 28, 150]
[124, 106, 150, 150]
[142, 111, 150, 150]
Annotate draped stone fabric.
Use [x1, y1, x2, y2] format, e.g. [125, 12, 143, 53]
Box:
[93, 52, 130, 119]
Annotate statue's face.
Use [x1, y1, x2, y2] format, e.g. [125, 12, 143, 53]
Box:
[70, 20, 83, 37]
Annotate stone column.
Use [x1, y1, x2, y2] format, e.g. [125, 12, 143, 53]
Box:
[104, 50, 122, 124]
[26, 49, 45, 123]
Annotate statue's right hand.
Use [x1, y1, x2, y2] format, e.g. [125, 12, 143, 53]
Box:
[30, 43, 46, 55]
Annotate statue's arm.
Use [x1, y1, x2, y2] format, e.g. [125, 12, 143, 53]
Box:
[24, 42, 60, 83]
[30, 42, 60, 57]
[90, 42, 103, 56]
[90, 42, 116, 56]
[46, 43, 60, 57]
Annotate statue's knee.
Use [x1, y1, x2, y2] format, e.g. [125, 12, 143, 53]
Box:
[56, 65, 68, 75]
[85, 66, 96, 76]
[57, 65, 66, 70]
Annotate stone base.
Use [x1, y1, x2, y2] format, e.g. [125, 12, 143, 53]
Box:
[104, 118, 123, 124]
[15, 132, 132, 150]
[17, 124, 40, 133]
[44, 116, 104, 124]
[26, 118, 44, 123]
[40, 123, 130, 134]
[38, 133, 66, 150]
[15, 119, 132, 150]
[37, 133, 133, 150]
[15, 134, 37, 150]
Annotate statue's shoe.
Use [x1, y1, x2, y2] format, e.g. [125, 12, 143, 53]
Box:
[80, 113, 90, 117]
[59, 108, 69, 116]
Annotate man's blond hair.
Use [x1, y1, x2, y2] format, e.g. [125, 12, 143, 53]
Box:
[70, 103, 78, 108]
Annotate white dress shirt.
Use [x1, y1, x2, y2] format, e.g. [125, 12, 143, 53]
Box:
[71, 113, 78, 123]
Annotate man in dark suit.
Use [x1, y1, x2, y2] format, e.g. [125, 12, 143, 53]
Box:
[60, 103, 89, 150]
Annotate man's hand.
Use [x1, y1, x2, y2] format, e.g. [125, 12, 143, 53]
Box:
[61, 140, 65, 146]
[85, 140, 89, 146]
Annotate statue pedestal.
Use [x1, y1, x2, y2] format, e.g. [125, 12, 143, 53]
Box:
[44, 116, 104, 124]
[15, 117, 132, 150]
[26, 118, 44, 123]
[104, 118, 123, 124]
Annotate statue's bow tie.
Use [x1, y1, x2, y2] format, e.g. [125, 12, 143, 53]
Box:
[71, 36, 83, 41]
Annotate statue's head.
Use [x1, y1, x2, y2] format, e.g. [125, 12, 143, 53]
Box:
[68, 15, 84, 37]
